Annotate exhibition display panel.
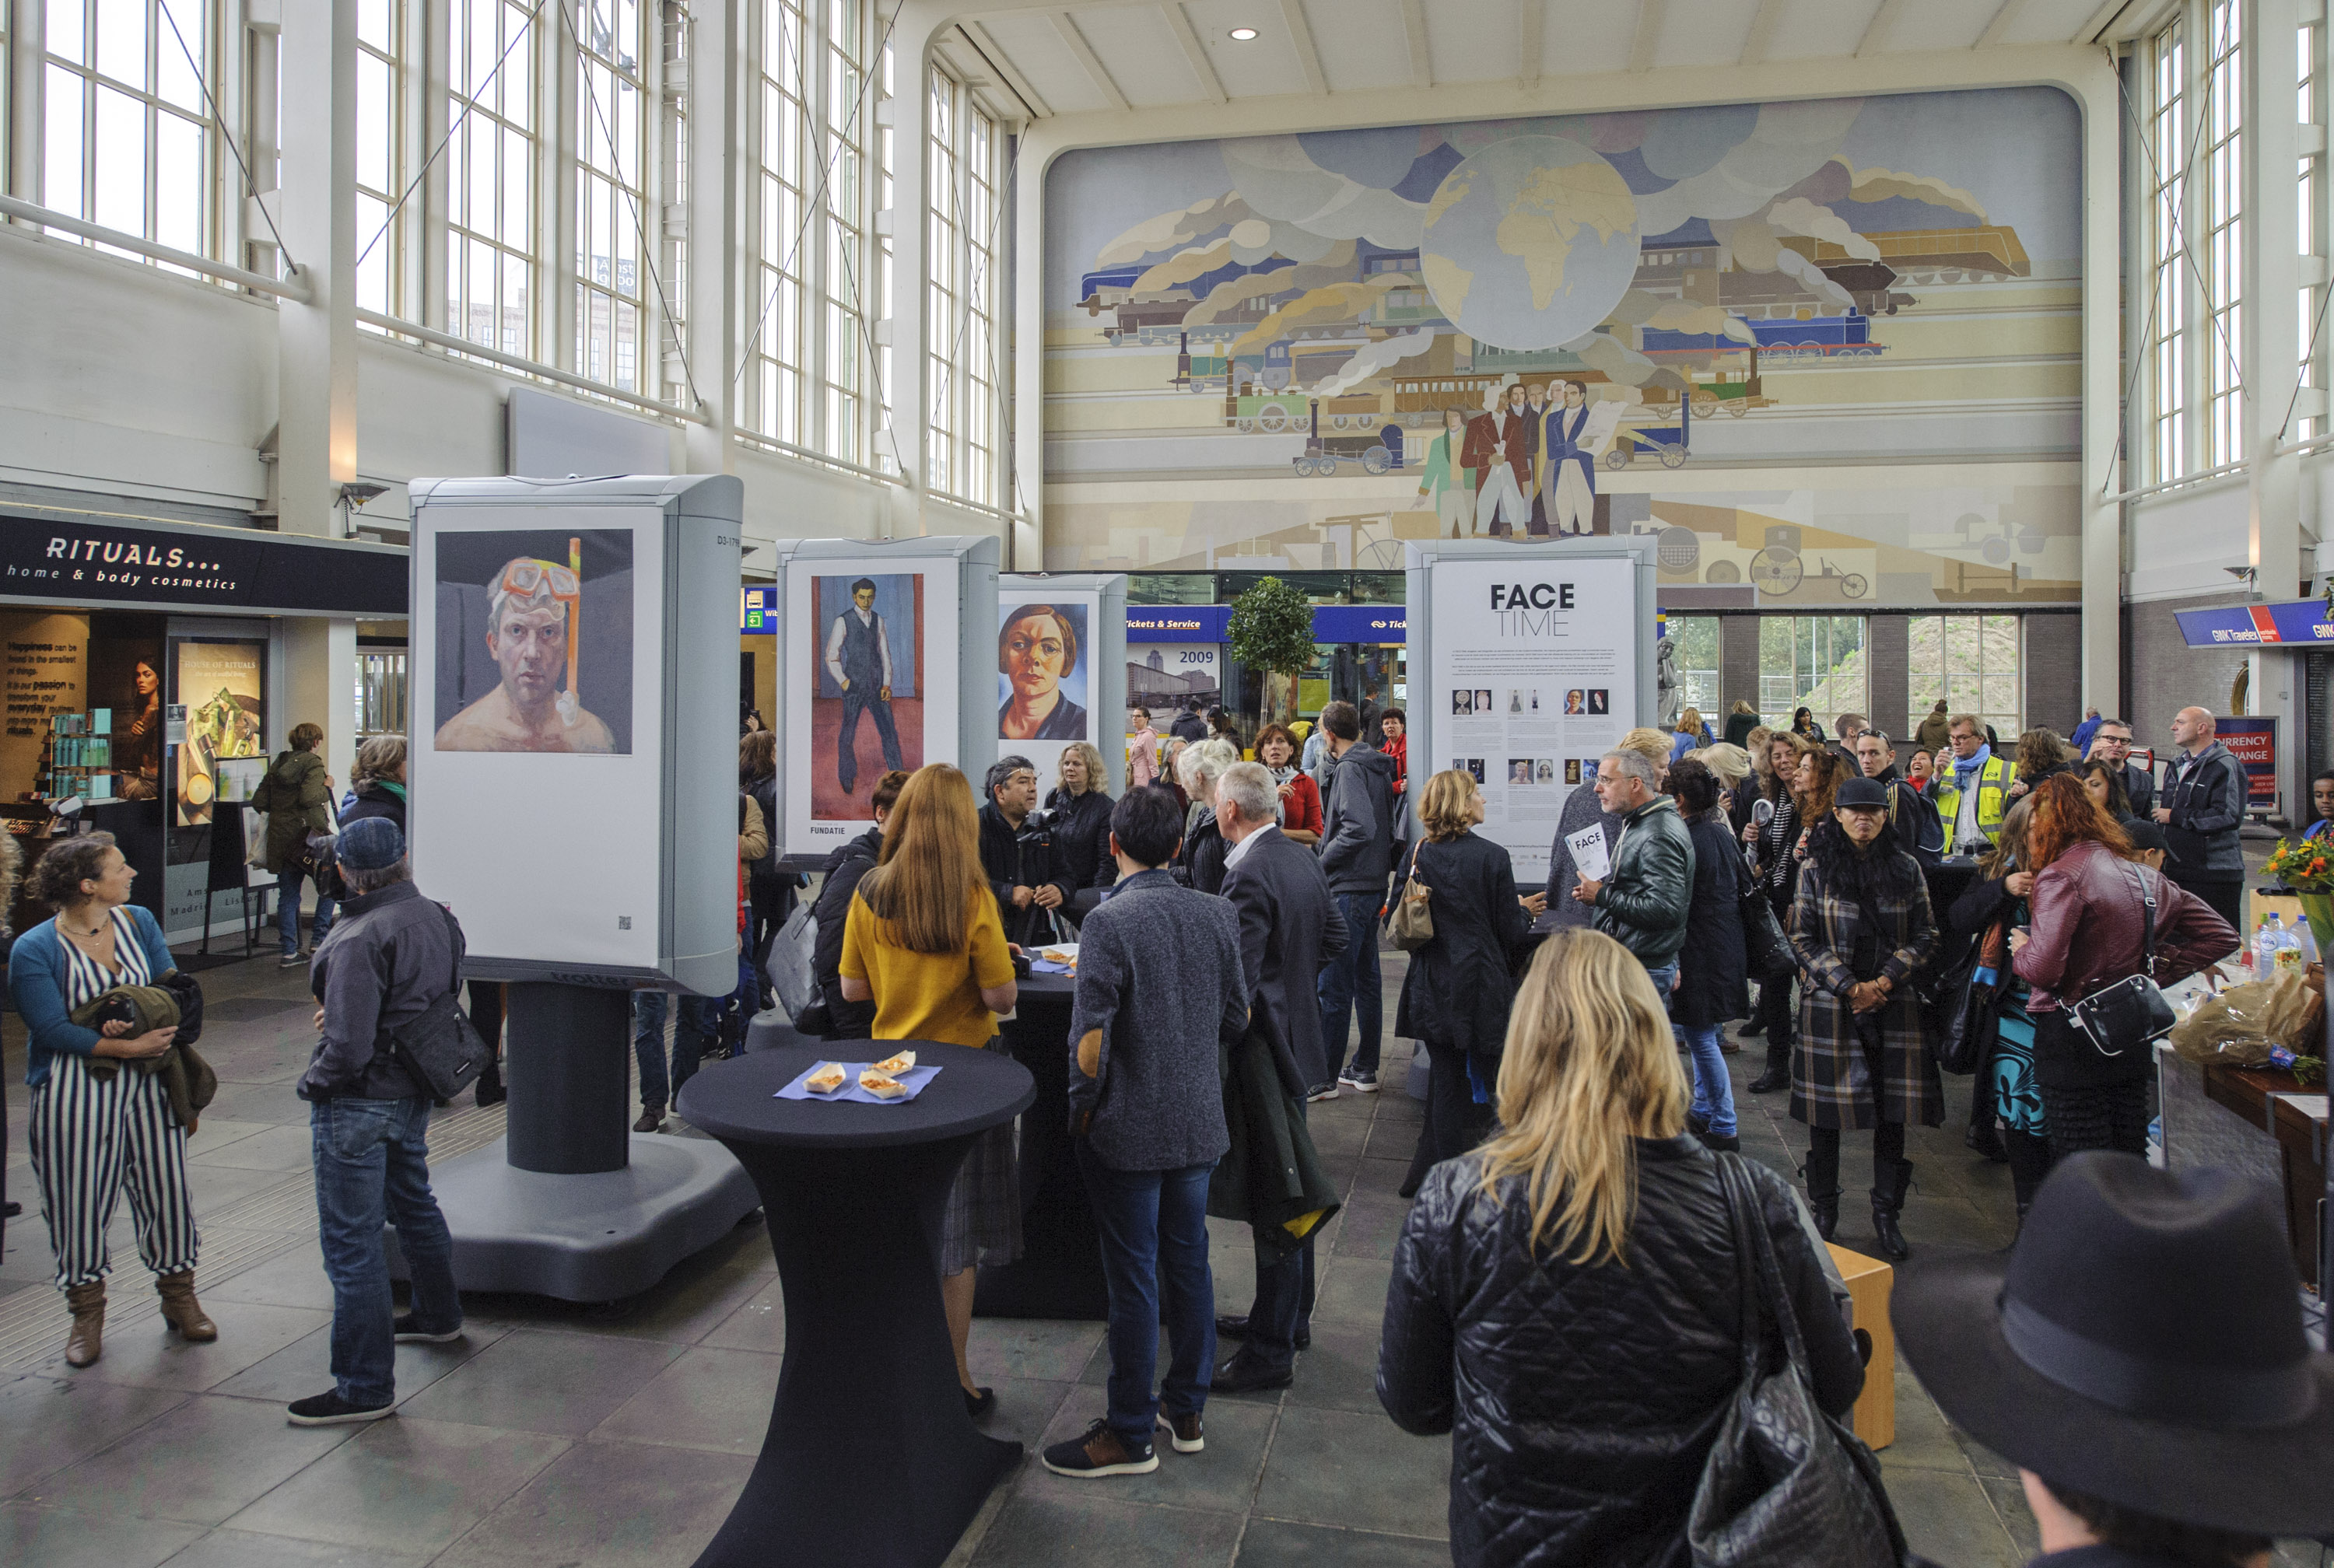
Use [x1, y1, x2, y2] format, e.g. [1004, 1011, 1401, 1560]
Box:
[996, 572, 1128, 795]
[401, 475, 759, 1301]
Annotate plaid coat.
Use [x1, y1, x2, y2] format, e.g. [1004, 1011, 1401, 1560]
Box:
[1787, 849, 1943, 1130]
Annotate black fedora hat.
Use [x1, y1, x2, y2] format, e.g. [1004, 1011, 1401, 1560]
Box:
[1894, 1152, 2334, 1538]
[1835, 776, 1888, 810]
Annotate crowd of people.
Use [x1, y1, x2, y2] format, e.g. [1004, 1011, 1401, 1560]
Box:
[6, 693, 2314, 1568]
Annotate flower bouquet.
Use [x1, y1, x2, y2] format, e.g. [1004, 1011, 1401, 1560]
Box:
[2262, 837, 2334, 947]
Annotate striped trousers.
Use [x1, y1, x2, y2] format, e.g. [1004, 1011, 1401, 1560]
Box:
[26, 1054, 200, 1290]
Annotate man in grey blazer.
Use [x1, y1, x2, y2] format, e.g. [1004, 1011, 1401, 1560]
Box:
[1046, 787, 1249, 1479]
[1211, 761, 1347, 1391]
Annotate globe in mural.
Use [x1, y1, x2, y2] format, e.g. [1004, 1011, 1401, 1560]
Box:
[1419, 136, 1642, 353]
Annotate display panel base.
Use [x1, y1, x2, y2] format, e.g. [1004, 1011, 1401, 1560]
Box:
[385, 1134, 760, 1303]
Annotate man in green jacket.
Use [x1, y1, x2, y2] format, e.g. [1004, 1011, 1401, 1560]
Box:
[255, 723, 336, 966]
[1571, 747, 1695, 992]
[1407, 408, 1474, 539]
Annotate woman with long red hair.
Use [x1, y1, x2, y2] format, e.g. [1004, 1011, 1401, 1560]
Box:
[2011, 773, 2237, 1159]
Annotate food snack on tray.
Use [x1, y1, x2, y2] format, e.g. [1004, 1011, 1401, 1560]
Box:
[871, 1050, 916, 1076]
[859, 1069, 909, 1100]
[804, 1062, 847, 1094]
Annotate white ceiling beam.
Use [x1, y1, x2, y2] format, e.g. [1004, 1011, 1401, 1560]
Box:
[1400, 0, 1432, 89]
[1159, 3, 1226, 104]
[1519, 0, 1544, 89]
[1975, 0, 2027, 47]
[1050, 9, 1130, 112]
[1739, 0, 1782, 65]
[1856, 0, 1907, 57]
[958, 19, 1053, 117]
[1277, 0, 1327, 95]
[1629, 0, 1666, 72]
[2076, 0, 2142, 44]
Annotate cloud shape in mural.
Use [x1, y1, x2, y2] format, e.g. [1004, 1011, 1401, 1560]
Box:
[1564, 329, 1680, 391]
[1633, 99, 1865, 236]
[1765, 197, 1882, 262]
[1420, 136, 1642, 352]
[1220, 136, 1429, 250]
[1845, 163, 1990, 222]
[1226, 280, 1397, 359]
[1607, 289, 1760, 344]
[1185, 243, 1358, 325]
[1311, 328, 1436, 397]
[1095, 193, 1257, 268]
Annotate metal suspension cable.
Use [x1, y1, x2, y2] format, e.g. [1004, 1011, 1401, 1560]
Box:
[158, 0, 299, 275]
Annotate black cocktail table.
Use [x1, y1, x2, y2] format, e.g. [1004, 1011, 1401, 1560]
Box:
[675, 1041, 1036, 1568]
[973, 971, 1111, 1320]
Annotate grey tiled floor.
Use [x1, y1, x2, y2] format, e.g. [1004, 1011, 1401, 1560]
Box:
[0, 943, 2317, 1566]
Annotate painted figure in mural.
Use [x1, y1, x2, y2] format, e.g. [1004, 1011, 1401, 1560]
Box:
[1525, 383, 1554, 538]
[998, 604, 1088, 742]
[434, 558, 617, 754]
[825, 578, 904, 793]
[1463, 383, 1536, 537]
[1411, 408, 1475, 539]
[1544, 380, 1599, 537]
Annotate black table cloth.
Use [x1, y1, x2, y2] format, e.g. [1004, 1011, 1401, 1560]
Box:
[675, 1041, 1036, 1568]
[972, 971, 1112, 1320]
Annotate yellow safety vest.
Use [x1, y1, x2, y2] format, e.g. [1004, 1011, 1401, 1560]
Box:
[1933, 756, 2017, 845]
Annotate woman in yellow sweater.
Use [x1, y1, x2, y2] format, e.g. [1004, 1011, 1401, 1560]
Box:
[839, 764, 1020, 1419]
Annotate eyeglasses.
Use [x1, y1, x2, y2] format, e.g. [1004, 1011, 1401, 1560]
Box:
[500, 559, 579, 599]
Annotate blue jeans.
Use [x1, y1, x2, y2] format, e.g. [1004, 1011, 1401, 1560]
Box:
[1684, 1023, 1736, 1137]
[277, 863, 337, 957]
[1318, 890, 1384, 1080]
[1077, 1148, 1216, 1442]
[1643, 959, 1677, 997]
[633, 991, 717, 1111]
[310, 1097, 459, 1407]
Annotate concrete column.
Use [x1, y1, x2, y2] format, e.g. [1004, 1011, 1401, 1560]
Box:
[541, 0, 578, 369]
[1719, 614, 1761, 724]
[682, 0, 738, 472]
[2081, 45, 2127, 717]
[1864, 614, 1909, 744]
[283, 618, 359, 795]
[887, 3, 944, 536]
[6, 0, 44, 204]
[2251, 2, 2304, 597]
[415, 0, 449, 324]
[275, 0, 359, 537]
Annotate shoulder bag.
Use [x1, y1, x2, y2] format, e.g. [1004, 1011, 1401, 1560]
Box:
[388, 906, 490, 1099]
[2066, 860, 2178, 1058]
[1686, 1154, 1905, 1568]
[1739, 880, 1794, 981]
[1387, 842, 1434, 951]
[1929, 920, 2005, 1076]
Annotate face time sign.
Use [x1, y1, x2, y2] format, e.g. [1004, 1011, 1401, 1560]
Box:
[1488, 580, 1579, 632]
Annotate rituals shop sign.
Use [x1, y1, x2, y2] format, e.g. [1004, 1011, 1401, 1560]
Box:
[0, 515, 405, 615]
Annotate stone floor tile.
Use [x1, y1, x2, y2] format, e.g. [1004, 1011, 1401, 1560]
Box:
[973, 1375, 1078, 1451]
[968, 1316, 1106, 1384]
[222, 1416, 570, 1554]
[188, 1125, 321, 1173]
[1951, 1424, 2021, 1479]
[1876, 1365, 1971, 1474]
[158, 1526, 433, 1566]
[181, 1120, 273, 1159]
[47, 1300, 334, 1393]
[1253, 1404, 1450, 1539]
[207, 1318, 509, 1405]
[0, 1501, 205, 1567]
[393, 1328, 684, 1437]
[1882, 1465, 2024, 1568]
[1330, 1186, 1414, 1262]
[198, 1239, 339, 1313]
[525, 1230, 773, 1345]
[968, 1490, 1242, 1567]
[1283, 1318, 1386, 1416]
[1232, 1517, 1450, 1566]
[25, 1391, 357, 1524]
[429, 1435, 753, 1568]
[0, 1374, 190, 1496]
[696, 1276, 784, 1355]
[1980, 1474, 2042, 1560]
[1309, 1255, 1393, 1328]
[591, 1345, 783, 1454]
[183, 1163, 297, 1213]
[1022, 1384, 1274, 1516]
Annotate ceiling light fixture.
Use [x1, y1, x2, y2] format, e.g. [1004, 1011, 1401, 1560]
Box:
[1228, 26, 1258, 40]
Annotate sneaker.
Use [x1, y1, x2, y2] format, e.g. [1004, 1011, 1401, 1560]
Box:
[392, 1315, 464, 1344]
[1157, 1411, 1204, 1453]
[286, 1389, 396, 1426]
[1305, 1083, 1339, 1103]
[278, 952, 307, 968]
[1041, 1418, 1157, 1478]
[633, 1108, 664, 1132]
[1338, 1068, 1379, 1094]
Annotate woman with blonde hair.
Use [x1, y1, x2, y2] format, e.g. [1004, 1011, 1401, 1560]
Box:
[1668, 705, 1711, 763]
[1697, 740, 1755, 842]
[1723, 698, 1761, 750]
[1379, 929, 1862, 1566]
[1175, 738, 1239, 894]
[839, 765, 1021, 1419]
[1044, 740, 1118, 908]
[1394, 769, 1530, 1176]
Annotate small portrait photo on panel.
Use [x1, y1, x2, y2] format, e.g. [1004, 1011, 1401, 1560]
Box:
[1474, 688, 1494, 713]
[1563, 758, 1582, 785]
[1508, 758, 1533, 786]
[1588, 688, 1610, 715]
[1453, 688, 1474, 716]
[433, 529, 632, 754]
[1565, 688, 1586, 715]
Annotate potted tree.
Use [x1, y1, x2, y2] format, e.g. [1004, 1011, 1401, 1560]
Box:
[1227, 576, 1318, 733]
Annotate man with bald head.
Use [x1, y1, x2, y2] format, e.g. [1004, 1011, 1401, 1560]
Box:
[2151, 706, 2247, 928]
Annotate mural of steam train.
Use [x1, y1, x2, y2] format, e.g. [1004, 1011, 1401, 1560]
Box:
[1639, 310, 1890, 362]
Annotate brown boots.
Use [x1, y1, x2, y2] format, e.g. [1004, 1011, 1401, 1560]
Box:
[64, 1281, 104, 1367]
[156, 1272, 217, 1342]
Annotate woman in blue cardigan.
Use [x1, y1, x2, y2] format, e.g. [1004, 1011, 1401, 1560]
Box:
[10, 833, 211, 1367]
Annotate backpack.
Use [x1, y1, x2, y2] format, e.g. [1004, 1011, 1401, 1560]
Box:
[1888, 778, 1945, 866]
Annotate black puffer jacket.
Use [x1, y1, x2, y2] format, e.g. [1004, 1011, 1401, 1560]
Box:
[809, 828, 881, 1039]
[1044, 785, 1120, 893]
[1378, 1141, 1863, 1567]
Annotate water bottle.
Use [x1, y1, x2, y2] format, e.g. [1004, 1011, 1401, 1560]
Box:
[2255, 913, 2283, 975]
[2275, 918, 2306, 977]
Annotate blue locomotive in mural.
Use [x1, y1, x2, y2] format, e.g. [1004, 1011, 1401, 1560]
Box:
[1640, 311, 1888, 362]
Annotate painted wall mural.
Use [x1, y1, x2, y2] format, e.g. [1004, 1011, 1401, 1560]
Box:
[1041, 88, 2081, 606]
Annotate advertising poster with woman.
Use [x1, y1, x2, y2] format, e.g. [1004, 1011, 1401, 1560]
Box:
[995, 592, 1097, 785]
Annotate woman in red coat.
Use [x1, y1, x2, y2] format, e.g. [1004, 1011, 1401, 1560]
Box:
[1255, 725, 1323, 845]
[1381, 709, 1410, 796]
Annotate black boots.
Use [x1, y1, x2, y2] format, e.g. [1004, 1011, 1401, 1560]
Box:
[1870, 1160, 1913, 1262]
[1748, 1041, 1790, 1095]
[1801, 1139, 1841, 1241]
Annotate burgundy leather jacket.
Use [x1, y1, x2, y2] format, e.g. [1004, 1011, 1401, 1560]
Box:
[2014, 839, 2238, 1010]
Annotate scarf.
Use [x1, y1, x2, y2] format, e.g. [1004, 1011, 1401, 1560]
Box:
[1266, 762, 1298, 825]
[1951, 743, 1991, 788]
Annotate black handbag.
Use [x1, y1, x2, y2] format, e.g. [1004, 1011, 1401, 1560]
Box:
[1686, 1155, 1905, 1568]
[1740, 884, 1794, 981]
[2066, 861, 2178, 1058]
[387, 907, 489, 1099]
[1925, 922, 2003, 1076]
